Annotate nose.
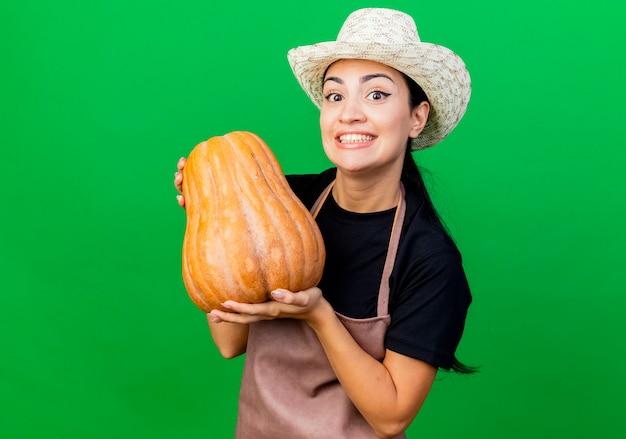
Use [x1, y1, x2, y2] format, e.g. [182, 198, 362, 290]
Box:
[338, 98, 366, 123]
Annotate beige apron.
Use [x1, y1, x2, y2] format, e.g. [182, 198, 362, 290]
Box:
[235, 182, 407, 438]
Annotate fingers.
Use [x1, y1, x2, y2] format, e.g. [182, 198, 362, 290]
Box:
[208, 302, 275, 325]
[223, 300, 281, 318]
[174, 157, 186, 191]
[174, 172, 185, 207]
[174, 157, 187, 207]
[271, 288, 311, 307]
[174, 170, 183, 194]
[208, 297, 289, 324]
[207, 312, 222, 323]
[208, 288, 324, 324]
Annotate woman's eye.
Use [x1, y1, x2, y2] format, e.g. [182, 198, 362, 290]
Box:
[324, 92, 343, 102]
[368, 91, 391, 100]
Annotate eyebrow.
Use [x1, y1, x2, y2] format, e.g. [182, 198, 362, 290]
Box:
[323, 73, 396, 85]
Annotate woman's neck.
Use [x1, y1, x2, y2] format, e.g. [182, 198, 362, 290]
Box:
[332, 170, 402, 213]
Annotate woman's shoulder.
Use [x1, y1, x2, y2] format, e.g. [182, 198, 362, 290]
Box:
[401, 189, 462, 261]
[286, 168, 337, 209]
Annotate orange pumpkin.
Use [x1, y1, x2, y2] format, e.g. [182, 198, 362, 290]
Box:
[181, 131, 326, 312]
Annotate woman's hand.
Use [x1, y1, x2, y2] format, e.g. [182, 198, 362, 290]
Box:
[207, 287, 329, 325]
[174, 157, 186, 208]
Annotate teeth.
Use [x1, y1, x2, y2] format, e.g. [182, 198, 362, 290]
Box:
[339, 134, 374, 143]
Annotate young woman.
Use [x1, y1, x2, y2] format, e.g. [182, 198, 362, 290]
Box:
[175, 8, 474, 438]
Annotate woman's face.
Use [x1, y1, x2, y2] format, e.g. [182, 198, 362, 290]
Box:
[320, 59, 428, 176]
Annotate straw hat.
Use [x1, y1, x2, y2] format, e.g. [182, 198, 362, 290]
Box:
[287, 8, 471, 150]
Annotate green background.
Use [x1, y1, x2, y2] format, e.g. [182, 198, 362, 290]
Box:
[2, 0, 625, 437]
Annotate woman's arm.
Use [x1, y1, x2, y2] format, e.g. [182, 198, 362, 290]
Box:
[308, 299, 436, 438]
[211, 288, 437, 438]
[207, 317, 249, 359]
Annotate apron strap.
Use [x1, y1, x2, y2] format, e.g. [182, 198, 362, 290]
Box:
[310, 181, 335, 218]
[377, 183, 406, 316]
[310, 181, 407, 317]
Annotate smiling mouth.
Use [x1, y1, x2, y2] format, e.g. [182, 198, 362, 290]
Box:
[338, 134, 375, 144]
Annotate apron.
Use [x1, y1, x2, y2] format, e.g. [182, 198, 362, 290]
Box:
[235, 182, 407, 439]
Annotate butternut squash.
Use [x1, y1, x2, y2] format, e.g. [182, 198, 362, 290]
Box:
[182, 131, 325, 312]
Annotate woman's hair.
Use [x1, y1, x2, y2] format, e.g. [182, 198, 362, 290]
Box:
[399, 72, 445, 232]
[401, 73, 479, 375]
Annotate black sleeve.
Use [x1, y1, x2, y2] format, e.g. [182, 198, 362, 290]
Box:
[385, 250, 472, 370]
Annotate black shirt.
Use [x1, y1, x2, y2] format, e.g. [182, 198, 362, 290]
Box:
[287, 168, 472, 369]
[316, 193, 395, 318]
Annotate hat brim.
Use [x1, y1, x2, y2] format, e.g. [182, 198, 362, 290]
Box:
[288, 41, 471, 150]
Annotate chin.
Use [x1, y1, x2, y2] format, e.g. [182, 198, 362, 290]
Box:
[334, 160, 376, 174]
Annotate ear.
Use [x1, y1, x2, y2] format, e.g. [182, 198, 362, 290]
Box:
[408, 101, 430, 139]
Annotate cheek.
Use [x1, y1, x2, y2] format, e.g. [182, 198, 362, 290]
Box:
[319, 109, 340, 147]
[319, 108, 332, 132]
[386, 109, 414, 137]
[318, 111, 334, 152]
